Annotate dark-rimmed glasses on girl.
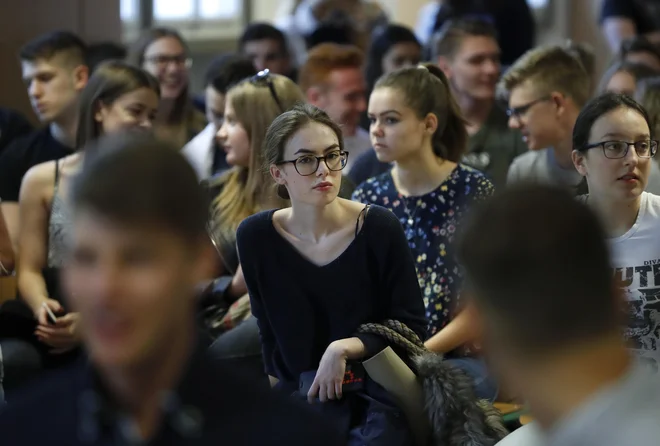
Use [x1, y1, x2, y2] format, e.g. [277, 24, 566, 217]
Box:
[582, 140, 658, 159]
[278, 150, 349, 176]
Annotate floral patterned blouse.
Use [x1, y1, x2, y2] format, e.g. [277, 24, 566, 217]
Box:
[352, 165, 495, 338]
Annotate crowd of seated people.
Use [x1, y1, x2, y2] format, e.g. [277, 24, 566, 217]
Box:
[0, 0, 660, 443]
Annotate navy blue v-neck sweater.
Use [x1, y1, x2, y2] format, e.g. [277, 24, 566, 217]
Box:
[236, 205, 427, 385]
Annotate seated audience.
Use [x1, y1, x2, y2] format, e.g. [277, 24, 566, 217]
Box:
[298, 43, 370, 172]
[458, 183, 660, 445]
[351, 19, 528, 187]
[417, 0, 535, 67]
[600, 0, 660, 52]
[500, 45, 589, 193]
[1, 62, 159, 397]
[352, 64, 497, 400]
[238, 103, 427, 443]
[129, 28, 206, 148]
[618, 35, 660, 70]
[182, 54, 256, 180]
[0, 133, 345, 446]
[238, 23, 297, 80]
[572, 93, 660, 372]
[599, 60, 659, 96]
[0, 31, 88, 255]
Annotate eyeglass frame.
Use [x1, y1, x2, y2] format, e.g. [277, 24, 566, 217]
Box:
[144, 54, 192, 69]
[581, 140, 659, 159]
[505, 96, 552, 120]
[249, 69, 284, 113]
[277, 150, 350, 176]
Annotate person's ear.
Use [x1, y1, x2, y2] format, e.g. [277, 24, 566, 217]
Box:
[73, 64, 89, 92]
[306, 86, 325, 107]
[270, 164, 286, 186]
[551, 91, 568, 116]
[423, 112, 438, 136]
[572, 149, 588, 176]
[436, 56, 452, 78]
[94, 101, 107, 124]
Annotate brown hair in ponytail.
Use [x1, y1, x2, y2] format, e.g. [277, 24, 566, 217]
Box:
[373, 63, 468, 162]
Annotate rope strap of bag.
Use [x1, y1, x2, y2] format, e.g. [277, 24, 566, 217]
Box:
[357, 319, 427, 358]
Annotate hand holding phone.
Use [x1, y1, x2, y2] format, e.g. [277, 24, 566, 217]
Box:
[36, 299, 64, 326]
[42, 302, 58, 324]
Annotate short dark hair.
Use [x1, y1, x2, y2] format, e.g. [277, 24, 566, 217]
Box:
[598, 60, 660, 93]
[432, 18, 498, 60]
[204, 53, 257, 92]
[457, 184, 619, 358]
[365, 24, 420, 91]
[19, 31, 87, 66]
[238, 23, 288, 55]
[620, 36, 660, 63]
[573, 92, 651, 152]
[71, 133, 207, 243]
[86, 42, 127, 73]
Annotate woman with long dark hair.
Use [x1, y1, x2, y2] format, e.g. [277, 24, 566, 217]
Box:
[15, 61, 159, 368]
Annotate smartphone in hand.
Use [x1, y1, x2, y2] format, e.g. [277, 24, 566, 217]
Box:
[42, 303, 58, 324]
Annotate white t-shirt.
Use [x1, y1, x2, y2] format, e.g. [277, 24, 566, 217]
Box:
[608, 192, 660, 372]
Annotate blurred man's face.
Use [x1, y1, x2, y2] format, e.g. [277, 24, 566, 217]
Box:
[311, 67, 367, 137]
[205, 85, 226, 130]
[62, 211, 207, 370]
[441, 35, 501, 102]
[243, 39, 290, 75]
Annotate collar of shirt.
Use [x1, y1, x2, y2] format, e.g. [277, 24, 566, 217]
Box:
[76, 337, 208, 444]
[545, 361, 656, 446]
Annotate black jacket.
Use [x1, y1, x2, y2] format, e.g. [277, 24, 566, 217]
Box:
[0, 340, 345, 445]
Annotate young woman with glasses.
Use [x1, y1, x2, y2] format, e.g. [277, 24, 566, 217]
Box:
[236, 103, 427, 443]
[572, 92, 660, 372]
[129, 28, 206, 148]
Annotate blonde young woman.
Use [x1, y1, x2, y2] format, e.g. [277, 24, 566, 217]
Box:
[203, 71, 305, 370]
[15, 62, 159, 371]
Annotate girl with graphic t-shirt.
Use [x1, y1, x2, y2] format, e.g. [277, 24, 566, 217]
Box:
[572, 92, 660, 372]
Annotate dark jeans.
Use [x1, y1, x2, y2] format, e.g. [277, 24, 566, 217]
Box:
[0, 299, 80, 401]
[208, 317, 266, 386]
[446, 357, 498, 402]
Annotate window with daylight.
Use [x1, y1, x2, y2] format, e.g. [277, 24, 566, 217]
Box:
[120, 0, 246, 41]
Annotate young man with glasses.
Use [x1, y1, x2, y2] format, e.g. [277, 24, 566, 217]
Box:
[498, 45, 589, 193]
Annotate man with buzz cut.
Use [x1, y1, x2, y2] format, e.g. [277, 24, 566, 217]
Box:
[458, 184, 660, 446]
[0, 30, 89, 255]
[0, 132, 344, 445]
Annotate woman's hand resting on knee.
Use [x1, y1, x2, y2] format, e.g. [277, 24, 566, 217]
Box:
[308, 338, 365, 403]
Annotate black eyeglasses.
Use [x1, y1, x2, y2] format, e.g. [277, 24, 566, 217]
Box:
[249, 69, 284, 112]
[506, 96, 551, 120]
[582, 140, 658, 159]
[278, 150, 349, 176]
[144, 54, 192, 69]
